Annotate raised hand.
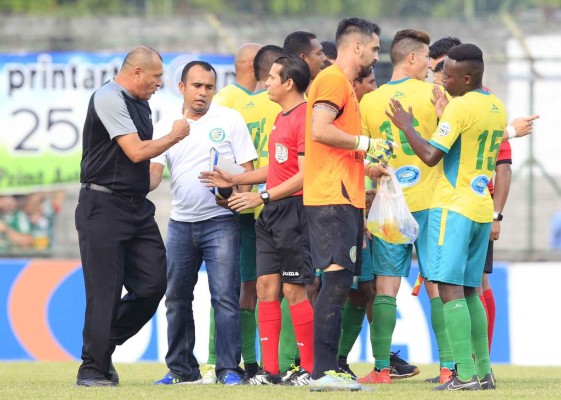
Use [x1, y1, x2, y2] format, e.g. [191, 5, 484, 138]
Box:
[198, 167, 235, 189]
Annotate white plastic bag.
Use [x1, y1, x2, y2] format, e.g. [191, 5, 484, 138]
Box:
[367, 168, 419, 244]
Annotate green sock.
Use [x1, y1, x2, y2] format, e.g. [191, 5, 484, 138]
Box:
[338, 301, 366, 358]
[207, 306, 216, 365]
[241, 308, 257, 364]
[466, 293, 491, 378]
[430, 297, 454, 369]
[371, 295, 396, 370]
[278, 297, 299, 373]
[443, 299, 476, 380]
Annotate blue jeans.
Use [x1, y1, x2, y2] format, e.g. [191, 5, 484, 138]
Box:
[164, 215, 242, 380]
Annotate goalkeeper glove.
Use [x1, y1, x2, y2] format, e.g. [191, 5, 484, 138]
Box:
[355, 136, 394, 165]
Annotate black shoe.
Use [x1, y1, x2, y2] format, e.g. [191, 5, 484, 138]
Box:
[107, 361, 119, 384]
[480, 371, 496, 390]
[243, 362, 260, 381]
[76, 377, 117, 387]
[281, 366, 311, 386]
[245, 371, 282, 385]
[337, 362, 358, 380]
[389, 351, 420, 379]
[433, 375, 481, 391]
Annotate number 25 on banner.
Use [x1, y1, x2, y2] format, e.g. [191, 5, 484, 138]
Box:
[10, 107, 80, 153]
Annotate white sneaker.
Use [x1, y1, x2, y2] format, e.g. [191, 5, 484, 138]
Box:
[200, 364, 217, 384]
[309, 370, 362, 392]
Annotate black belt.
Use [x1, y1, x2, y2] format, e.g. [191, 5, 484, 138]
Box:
[81, 183, 144, 203]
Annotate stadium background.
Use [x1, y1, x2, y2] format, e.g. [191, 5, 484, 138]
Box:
[0, 0, 560, 366]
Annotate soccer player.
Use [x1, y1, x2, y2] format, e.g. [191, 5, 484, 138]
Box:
[432, 60, 444, 86]
[210, 43, 278, 382]
[320, 40, 337, 67]
[201, 54, 314, 386]
[358, 29, 436, 384]
[428, 36, 461, 71]
[303, 17, 391, 392]
[387, 43, 505, 390]
[283, 31, 326, 82]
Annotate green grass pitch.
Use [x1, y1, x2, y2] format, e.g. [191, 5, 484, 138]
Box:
[1, 362, 560, 399]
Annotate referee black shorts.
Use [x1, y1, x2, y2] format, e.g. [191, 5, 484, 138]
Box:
[255, 195, 314, 284]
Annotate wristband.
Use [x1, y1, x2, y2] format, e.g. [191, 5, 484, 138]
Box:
[355, 135, 370, 152]
[506, 125, 516, 140]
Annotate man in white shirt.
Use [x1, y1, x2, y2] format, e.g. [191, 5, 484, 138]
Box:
[151, 61, 257, 386]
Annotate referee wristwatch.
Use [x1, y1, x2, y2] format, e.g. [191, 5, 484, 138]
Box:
[260, 190, 270, 205]
[493, 211, 503, 221]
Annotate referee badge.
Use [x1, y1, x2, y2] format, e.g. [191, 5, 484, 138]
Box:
[275, 143, 288, 163]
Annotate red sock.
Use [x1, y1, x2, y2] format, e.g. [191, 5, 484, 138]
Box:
[258, 300, 281, 374]
[289, 299, 314, 373]
[483, 289, 496, 352]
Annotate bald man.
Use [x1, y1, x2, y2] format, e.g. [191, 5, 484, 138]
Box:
[214, 43, 262, 107]
[76, 46, 190, 387]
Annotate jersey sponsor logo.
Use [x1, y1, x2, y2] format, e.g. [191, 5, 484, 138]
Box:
[437, 122, 451, 136]
[491, 104, 501, 113]
[471, 175, 490, 196]
[396, 165, 421, 187]
[282, 271, 300, 276]
[209, 128, 225, 142]
[393, 91, 405, 98]
[275, 143, 288, 163]
[349, 245, 357, 263]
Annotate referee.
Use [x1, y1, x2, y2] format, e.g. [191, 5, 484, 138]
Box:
[75, 46, 189, 387]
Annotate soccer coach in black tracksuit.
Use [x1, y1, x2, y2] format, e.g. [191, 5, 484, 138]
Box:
[75, 46, 190, 387]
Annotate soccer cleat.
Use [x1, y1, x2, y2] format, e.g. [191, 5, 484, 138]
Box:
[425, 367, 455, 384]
[433, 375, 481, 391]
[357, 368, 391, 384]
[243, 362, 260, 381]
[154, 372, 203, 385]
[200, 364, 217, 384]
[221, 372, 243, 386]
[309, 370, 362, 392]
[389, 351, 420, 379]
[480, 371, 496, 390]
[245, 370, 281, 385]
[337, 361, 358, 380]
[281, 367, 311, 386]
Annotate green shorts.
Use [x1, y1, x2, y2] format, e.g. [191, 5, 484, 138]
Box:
[238, 213, 257, 282]
[372, 210, 429, 278]
[426, 208, 491, 287]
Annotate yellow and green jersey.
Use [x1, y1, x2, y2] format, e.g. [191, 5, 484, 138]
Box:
[429, 89, 507, 223]
[361, 78, 440, 212]
[213, 83, 254, 109]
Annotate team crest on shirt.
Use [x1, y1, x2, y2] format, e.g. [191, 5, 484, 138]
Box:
[349, 246, 357, 263]
[275, 143, 288, 163]
[437, 122, 451, 136]
[209, 128, 226, 142]
[471, 175, 490, 196]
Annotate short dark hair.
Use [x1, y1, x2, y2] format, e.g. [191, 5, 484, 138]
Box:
[429, 36, 462, 59]
[320, 40, 337, 59]
[180, 60, 216, 82]
[273, 55, 311, 93]
[254, 44, 284, 81]
[283, 31, 317, 57]
[448, 43, 484, 84]
[390, 29, 430, 65]
[433, 60, 444, 73]
[335, 17, 381, 47]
